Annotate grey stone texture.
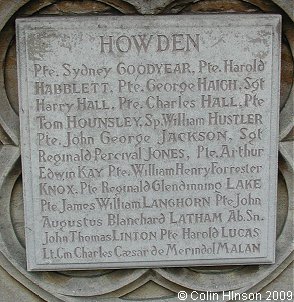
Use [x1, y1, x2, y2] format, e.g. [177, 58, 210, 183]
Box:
[16, 14, 281, 270]
[0, 0, 293, 301]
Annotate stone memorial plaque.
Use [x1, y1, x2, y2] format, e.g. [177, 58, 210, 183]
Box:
[16, 15, 281, 271]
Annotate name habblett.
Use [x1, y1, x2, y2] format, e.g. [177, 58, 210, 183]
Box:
[98, 33, 200, 53]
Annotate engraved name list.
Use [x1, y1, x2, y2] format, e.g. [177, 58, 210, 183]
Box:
[16, 15, 281, 270]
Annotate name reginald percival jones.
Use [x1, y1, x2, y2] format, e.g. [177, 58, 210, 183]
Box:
[16, 15, 281, 270]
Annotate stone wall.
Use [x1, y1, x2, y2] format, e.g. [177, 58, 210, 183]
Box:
[0, 1, 293, 301]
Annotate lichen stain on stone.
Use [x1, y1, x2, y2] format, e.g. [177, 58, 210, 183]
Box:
[247, 33, 271, 59]
[27, 31, 54, 61]
[58, 33, 73, 52]
[257, 30, 271, 37]
[57, 32, 84, 52]
[247, 36, 270, 48]
[253, 50, 269, 60]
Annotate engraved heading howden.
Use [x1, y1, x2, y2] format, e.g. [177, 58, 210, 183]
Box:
[16, 15, 281, 270]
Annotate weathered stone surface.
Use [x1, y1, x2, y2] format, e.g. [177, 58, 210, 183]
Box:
[16, 15, 281, 270]
[0, 0, 293, 301]
[0, 265, 44, 302]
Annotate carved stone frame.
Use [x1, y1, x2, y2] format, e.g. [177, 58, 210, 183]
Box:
[0, 1, 292, 301]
